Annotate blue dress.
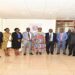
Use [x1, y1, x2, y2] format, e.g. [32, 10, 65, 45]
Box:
[12, 32, 22, 49]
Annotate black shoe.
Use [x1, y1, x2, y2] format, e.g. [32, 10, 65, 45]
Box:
[73, 54, 75, 56]
[29, 53, 33, 55]
[39, 52, 42, 55]
[63, 52, 66, 55]
[51, 53, 54, 55]
[51, 51, 53, 55]
[68, 53, 71, 56]
[36, 52, 38, 55]
[47, 53, 49, 55]
[24, 53, 26, 55]
[57, 53, 60, 55]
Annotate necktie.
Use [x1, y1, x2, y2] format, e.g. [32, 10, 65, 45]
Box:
[28, 32, 30, 40]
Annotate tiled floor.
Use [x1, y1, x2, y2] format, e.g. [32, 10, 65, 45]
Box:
[0, 49, 75, 75]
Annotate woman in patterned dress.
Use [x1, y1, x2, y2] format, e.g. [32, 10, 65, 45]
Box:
[34, 27, 45, 55]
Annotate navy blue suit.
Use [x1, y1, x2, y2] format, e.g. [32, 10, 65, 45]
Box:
[45, 33, 56, 54]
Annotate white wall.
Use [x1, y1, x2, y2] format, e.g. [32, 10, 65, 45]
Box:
[0, 19, 56, 33]
[0, 19, 3, 31]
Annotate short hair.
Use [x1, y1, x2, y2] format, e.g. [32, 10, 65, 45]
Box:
[14, 28, 20, 31]
[38, 27, 42, 30]
[4, 28, 9, 31]
[26, 27, 30, 30]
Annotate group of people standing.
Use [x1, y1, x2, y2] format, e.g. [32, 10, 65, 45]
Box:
[0, 27, 75, 57]
[0, 28, 22, 57]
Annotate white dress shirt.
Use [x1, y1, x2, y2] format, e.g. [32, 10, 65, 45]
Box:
[23, 32, 32, 41]
[49, 33, 53, 41]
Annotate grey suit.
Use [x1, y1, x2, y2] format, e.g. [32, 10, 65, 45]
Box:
[22, 32, 34, 54]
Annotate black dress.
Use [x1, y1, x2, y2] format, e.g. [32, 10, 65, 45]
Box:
[0, 32, 3, 43]
[11, 32, 22, 49]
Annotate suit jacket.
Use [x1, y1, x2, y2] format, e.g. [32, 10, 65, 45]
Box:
[57, 32, 68, 42]
[22, 32, 34, 41]
[0, 32, 3, 43]
[12, 32, 23, 42]
[69, 32, 75, 44]
[45, 33, 56, 43]
[66, 32, 71, 43]
[12, 32, 23, 49]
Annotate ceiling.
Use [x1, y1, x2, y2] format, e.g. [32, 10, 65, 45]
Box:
[0, 0, 75, 19]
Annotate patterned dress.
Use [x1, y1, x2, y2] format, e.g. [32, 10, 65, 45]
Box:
[34, 32, 45, 50]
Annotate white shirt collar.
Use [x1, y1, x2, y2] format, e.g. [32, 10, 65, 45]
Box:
[49, 32, 53, 34]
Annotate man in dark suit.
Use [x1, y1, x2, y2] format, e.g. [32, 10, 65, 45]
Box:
[65, 29, 71, 50]
[0, 32, 3, 57]
[68, 29, 75, 56]
[45, 29, 56, 55]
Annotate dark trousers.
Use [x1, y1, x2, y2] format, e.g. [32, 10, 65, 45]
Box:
[65, 41, 68, 50]
[69, 44, 75, 56]
[46, 41, 54, 54]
